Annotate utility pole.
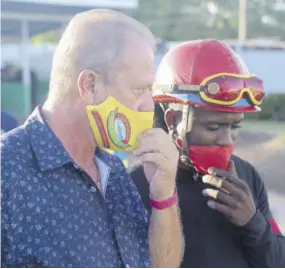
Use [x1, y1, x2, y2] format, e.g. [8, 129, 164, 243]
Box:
[237, 0, 247, 54]
[238, 0, 247, 42]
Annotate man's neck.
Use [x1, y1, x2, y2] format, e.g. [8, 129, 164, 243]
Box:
[42, 102, 96, 169]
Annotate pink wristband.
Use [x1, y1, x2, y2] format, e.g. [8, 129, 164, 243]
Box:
[150, 191, 178, 210]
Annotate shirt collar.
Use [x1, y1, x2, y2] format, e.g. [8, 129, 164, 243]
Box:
[24, 106, 73, 171]
[24, 106, 112, 172]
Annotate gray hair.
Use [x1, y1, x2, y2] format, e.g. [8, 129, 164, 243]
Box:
[48, 9, 155, 101]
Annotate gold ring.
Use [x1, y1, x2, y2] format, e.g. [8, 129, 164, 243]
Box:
[216, 177, 223, 188]
[210, 175, 223, 188]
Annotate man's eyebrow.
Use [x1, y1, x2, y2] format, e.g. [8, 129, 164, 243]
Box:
[200, 120, 224, 125]
[146, 83, 154, 89]
[233, 118, 244, 124]
[200, 118, 244, 125]
[134, 83, 153, 89]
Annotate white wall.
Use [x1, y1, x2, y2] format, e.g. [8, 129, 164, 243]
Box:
[2, 43, 285, 93]
[239, 50, 285, 93]
[1, 43, 55, 80]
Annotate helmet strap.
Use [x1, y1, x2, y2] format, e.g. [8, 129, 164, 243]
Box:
[179, 105, 200, 179]
[179, 105, 194, 167]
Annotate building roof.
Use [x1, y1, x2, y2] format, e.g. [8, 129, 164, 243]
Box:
[1, 0, 138, 39]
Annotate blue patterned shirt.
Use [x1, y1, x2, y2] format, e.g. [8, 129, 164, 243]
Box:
[1, 107, 151, 268]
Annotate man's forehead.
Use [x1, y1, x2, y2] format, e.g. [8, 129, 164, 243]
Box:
[123, 43, 155, 87]
[124, 32, 154, 58]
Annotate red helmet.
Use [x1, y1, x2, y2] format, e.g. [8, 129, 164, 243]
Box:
[153, 39, 265, 112]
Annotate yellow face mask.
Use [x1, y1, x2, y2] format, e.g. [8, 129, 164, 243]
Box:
[86, 96, 154, 152]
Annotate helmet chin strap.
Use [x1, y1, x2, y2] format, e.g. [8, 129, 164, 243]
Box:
[179, 105, 200, 179]
[179, 105, 194, 167]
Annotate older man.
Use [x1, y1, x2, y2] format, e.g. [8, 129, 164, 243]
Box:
[1, 10, 183, 268]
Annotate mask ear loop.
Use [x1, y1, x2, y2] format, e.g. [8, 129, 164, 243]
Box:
[179, 105, 199, 178]
[180, 105, 192, 165]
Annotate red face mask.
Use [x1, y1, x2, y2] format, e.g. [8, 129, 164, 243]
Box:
[176, 139, 234, 174]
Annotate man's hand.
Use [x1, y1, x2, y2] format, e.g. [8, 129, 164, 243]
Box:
[134, 128, 183, 267]
[133, 128, 179, 201]
[202, 160, 256, 226]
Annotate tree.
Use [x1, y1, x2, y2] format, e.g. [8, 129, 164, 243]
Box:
[134, 0, 285, 41]
[33, 0, 285, 44]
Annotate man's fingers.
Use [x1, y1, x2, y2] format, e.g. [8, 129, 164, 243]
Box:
[203, 188, 238, 208]
[134, 143, 160, 156]
[135, 133, 178, 163]
[139, 152, 169, 170]
[202, 174, 226, 190]
[134, 142, 170, 161]
[207, 200, 232, 217]
[228, 160, 237, 176]
[138, 128, 167, 146]
[139, 128, 165, 138]
[202, 175, 245, 198]
[208, 166, 248, 192]
[138, 128, 178, 152]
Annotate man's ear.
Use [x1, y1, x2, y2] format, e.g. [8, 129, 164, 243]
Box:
[78, 69, 98, 105]
[164, 108, 181, 136]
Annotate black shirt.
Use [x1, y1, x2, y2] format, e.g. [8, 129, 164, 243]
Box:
[131, 155, 285, 267]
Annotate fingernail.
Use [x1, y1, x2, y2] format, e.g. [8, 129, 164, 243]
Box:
[202, 189, 208, 196]
[208, 167, 214, 173]
[137, 133, 144, 141]
[141, 130, 148, 137]
[202, 175, 210, 183]
[207, 200, 215, 208]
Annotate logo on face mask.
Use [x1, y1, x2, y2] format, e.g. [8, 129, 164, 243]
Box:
[92, 111, 111, 148]
[107, 108, 131, 149]
[86, 95, 154, 152]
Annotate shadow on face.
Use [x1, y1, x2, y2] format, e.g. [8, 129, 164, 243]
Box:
[187, 108, 244, 146]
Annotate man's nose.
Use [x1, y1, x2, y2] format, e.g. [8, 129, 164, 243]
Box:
[216, 129, 234, 146]
[137, 91, 154, 112]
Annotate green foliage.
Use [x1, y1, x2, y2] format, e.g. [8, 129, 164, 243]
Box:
[135, 0, 285, 41]
[246, 93, 285, 121]
[32, 29, 62, 44]
[33, 0, 285, 43]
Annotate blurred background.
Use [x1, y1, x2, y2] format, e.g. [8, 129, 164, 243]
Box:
[1, 0, 285, 232]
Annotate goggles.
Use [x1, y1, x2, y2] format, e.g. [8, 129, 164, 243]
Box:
[153, 73, 265, 106]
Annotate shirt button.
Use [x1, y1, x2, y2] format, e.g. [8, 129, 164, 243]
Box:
[73, 164, 79, 169]
[90, 186, 97, 193]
